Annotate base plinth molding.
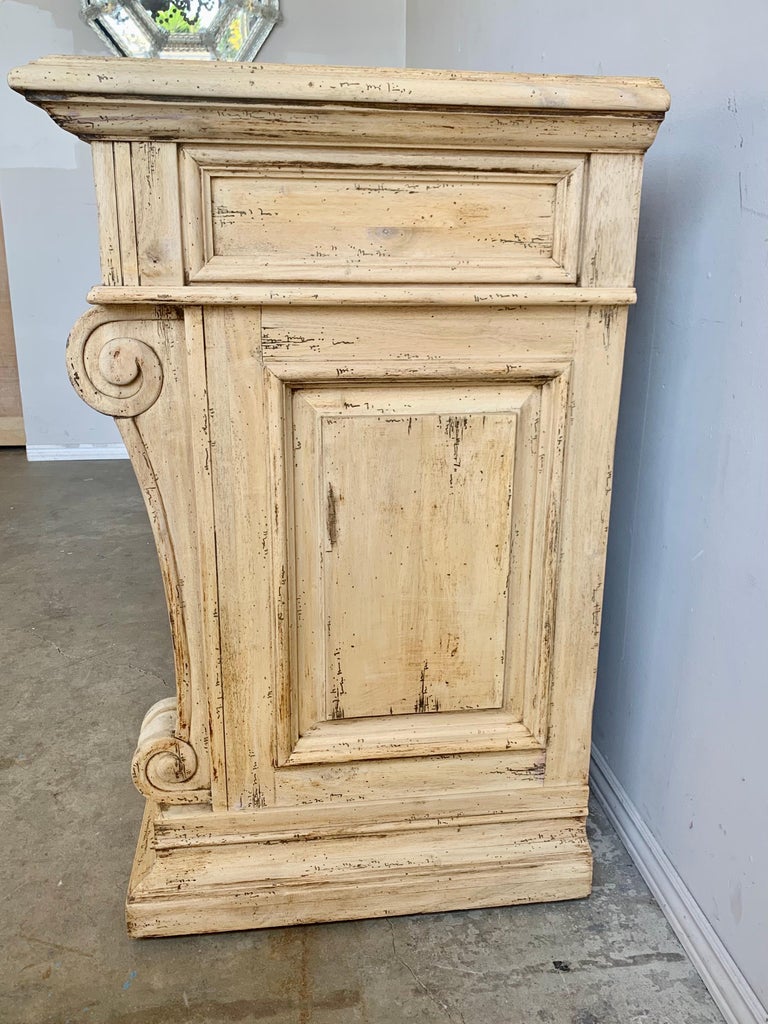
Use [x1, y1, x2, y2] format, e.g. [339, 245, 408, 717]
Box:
[127, 801, 592, 938]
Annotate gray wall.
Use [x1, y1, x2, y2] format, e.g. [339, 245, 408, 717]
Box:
[407, 0, 768, 1006]
[0, 0, 406, 451]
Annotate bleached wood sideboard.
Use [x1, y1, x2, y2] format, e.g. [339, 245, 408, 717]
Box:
[10, 57, 668, 937]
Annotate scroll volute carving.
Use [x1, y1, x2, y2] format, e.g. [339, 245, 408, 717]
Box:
[66, 306, 167, 417]
[131, 698, 205, 804]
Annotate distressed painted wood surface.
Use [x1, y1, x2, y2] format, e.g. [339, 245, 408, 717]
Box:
[9, 57, 670, 111]
[184, 150, 585, 284]
[9, 56, 668, 938]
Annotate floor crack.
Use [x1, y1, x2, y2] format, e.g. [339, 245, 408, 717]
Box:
[387, 918, 465, 1024]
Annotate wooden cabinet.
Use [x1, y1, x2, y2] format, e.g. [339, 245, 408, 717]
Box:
[10, 57, 668, 938]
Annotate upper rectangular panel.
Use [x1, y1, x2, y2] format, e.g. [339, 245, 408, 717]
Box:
[183, 148, 584, 284]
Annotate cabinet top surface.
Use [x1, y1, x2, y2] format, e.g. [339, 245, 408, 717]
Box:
[9, 55, 669, 114]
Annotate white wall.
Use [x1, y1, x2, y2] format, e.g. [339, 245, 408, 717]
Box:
[407, 0, 768, 1009]
[0, 0, 406, 452]
[0, 0, 112, 450]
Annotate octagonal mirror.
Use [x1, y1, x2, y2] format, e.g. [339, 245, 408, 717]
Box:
[81, 0, 279, 61]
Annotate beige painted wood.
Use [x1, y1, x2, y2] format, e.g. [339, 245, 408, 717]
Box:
[296, 385, 522, 720]
[21, 101, 667, 153]
[0, 205, 24, 446]
[90, 144, 122, 287]
[131, 142, 184, 286]
[261, 306, 579, 361]
[113, 143, 139, 287]
[9, 56, 667, 937]
[9, 57, 668, 153]
[66, 305, 215, 800]
[154, 783, 590, 848]
[204, 306, 278, 810]
[9, 57, 670, 112]
[188, 153, 584, 284]
[580, 154, 645, 286]
[88, 284, 638, 307]
[127, 806, 592, 937]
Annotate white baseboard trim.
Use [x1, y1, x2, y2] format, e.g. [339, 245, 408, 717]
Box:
[591, 747, 767, 1024]
[26, 443, 129, 462]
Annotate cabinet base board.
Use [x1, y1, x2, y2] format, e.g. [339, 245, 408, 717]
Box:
[126, 801, 593, 938]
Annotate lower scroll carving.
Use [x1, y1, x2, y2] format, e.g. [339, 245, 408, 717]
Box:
[132, 699, 208, 804]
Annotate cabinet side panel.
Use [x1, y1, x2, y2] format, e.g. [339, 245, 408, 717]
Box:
[205, 306, 278, 809]
[545, 306, 629, 785]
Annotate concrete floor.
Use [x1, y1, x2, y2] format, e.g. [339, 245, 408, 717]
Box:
[0, 448, 725, 1024]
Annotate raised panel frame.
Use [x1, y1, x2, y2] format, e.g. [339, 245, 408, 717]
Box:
[180, 146, 586, 285]
[260, 349, 571, 768]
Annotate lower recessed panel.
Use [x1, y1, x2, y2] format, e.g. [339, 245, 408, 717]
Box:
[286, 378, 562, 762]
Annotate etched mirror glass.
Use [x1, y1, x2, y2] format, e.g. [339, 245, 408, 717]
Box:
[81, 1, 279, 60]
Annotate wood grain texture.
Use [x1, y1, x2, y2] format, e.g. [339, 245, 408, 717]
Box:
[11, 55, 667, 937]
[113, 143, 139, 287]
[27, 100, 666, 152]
[204, 305, 278, 811]
[297, 385, 520, 720]
[261, 305, 578, 362]
[154, 783, 590, 848]
[580, 154, 645, 286]
[544, 306, 631, 785]
[127, 810, 592, 938]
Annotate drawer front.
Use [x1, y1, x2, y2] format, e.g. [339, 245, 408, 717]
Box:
[182, 147, 585, 284]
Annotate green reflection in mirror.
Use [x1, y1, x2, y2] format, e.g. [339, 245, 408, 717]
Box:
[143, 1, 216, 33]
[81, 0, 279, 61]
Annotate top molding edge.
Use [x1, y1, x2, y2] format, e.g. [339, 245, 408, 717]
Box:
[9, 55, 670, 115]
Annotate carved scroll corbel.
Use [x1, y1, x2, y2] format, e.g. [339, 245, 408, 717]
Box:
[132, 699, 208, 804]
[66, 305, 212, 805]
[66, 306, 164, 417]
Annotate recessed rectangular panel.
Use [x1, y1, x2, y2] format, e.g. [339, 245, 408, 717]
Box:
[291, 385, 547, 727]
[184, 152, 585, 283]
[324, 410, 515, 718]
[211, 170, 554, 265]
